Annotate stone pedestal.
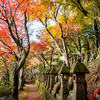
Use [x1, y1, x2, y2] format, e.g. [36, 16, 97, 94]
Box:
[46, 69, 51, 90]
[70, 59, 89, 100]
[44, 71, 48, 87]
[56, 65, 70, 100]
[73, 74, 86, 100]
[60, 74, 69, 100]
[49, 67, 58, 93]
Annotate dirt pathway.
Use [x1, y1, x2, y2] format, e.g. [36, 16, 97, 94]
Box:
[19, 81, 42, 100]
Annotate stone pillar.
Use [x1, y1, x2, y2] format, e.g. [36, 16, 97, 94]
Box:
[56, 65, 70, 100]
[46, 69, 51, 90]
[44, 71, 47, 87]
[44, 70, 49, 88]
[42, 72, 45, 83]
[70, 59, 89, 100]
[38, 73, 41, 82]
[49, 67, 58, 93]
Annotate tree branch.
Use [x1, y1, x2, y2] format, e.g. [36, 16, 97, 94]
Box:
[24, 11, 30, 55]
[71, 0, 89, 16]
[0, 40, 19, 61]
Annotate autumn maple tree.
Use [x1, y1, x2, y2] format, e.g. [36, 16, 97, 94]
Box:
[0, 0, 31, 99]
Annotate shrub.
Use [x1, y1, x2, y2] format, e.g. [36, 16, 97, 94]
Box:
[0, 85, 12, 97]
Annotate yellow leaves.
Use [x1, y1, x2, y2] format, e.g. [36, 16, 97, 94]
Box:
[42, 24, 63, 42]
[58, 14, 67, 23]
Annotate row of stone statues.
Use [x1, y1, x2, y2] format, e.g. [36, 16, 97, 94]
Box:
[34, 60, 100, 100]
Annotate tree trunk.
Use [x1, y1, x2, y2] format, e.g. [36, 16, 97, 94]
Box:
[62, 38, 70, 68]
[12, 71, 18, 100]
[19, 67, 24, 90]
[94, 19, 100, 48]
[63, 53, 70, 68]
[6, 72, 9, 85]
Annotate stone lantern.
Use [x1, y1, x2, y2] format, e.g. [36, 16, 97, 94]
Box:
[44, 70, 47, 87]
[56, 64, 70, 100]
[70, 59, 89, 100]
[49, 67, 58, 93]
[46, 68, 51, 90]
[41, 70, 45, 83]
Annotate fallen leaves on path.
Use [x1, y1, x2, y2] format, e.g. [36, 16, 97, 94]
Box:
[19, 81, 42, 100]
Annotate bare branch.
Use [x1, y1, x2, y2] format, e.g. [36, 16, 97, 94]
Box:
[53, 4, 64, 38]
[0, 40, 19, 61]
[0, 18, 6, 22]
[71, 0, 88, 16]
[40, 18, 46, 26]
[14, 0, 24, 17]
[40, 51, 49, 66]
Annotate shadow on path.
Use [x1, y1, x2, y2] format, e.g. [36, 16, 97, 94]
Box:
[19, 80, 42, 100]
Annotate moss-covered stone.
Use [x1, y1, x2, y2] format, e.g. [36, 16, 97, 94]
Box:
[50, 67, 58, 75]
[70, 62, 89, 73]
[45, 68, 50, 73]
[59, 65, 70, 74]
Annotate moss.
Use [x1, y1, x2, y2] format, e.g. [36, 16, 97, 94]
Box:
[32, 79, 36, 84]
[70, 62, 89, 73]
[35, 80, 55, 100]
[50, 67, 58, 75]
[59, 65, 70, 74]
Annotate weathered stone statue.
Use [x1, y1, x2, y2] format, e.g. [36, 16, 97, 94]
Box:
[52, 76, 61, 98]
[67, 75, 73, 100]
[93, 85, 100, 100]
[68, 75, 73, 92]
[49, 67, 58, 93]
